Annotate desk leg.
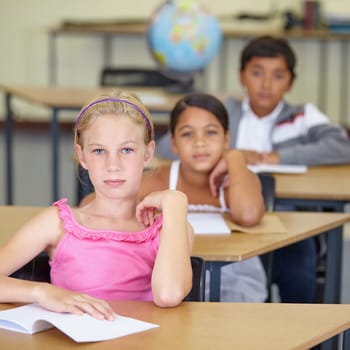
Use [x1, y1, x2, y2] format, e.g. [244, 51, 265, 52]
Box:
[321, 334, 341, 350]
[51, 108, 59, 202]
[324, 226, 343, 304]
[343, 329, 350, 350]
[4, 92, 13, 205]
[205, 261, 232, 302]
[318, 226, 343, 350]
[205, 261, 221, 301]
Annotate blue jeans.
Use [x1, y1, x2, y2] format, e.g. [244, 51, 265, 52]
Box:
[271, 237, 317, 303]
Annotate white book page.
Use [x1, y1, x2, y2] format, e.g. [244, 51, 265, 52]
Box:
[248, 164, 307, 174]
[0, 304, 159, 342]
[0, 304, 53, 334]
[187, 213, 231, 235]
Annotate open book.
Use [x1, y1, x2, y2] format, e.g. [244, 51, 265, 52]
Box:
[248, 164, 307, 174]
[225, 213, 287, 234]
[0, 303, 158, 342]
[188, 213, 231, 235]
[187, 212, 287, 235]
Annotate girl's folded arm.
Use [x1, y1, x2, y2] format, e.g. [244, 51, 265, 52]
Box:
[226, 150, 265, 226]
[147, 190, 193, 307]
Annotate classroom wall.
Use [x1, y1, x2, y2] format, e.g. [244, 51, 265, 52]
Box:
[0, 0, 290, 86]
[0, 0, 349, 118]
[0, 0, 349, 206]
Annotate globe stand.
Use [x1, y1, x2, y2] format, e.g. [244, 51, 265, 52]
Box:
[162, 71, 196, 94]
[165, 80, 196, 94]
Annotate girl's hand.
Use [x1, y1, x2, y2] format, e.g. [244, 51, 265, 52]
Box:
[33, 283, 116, 320]
[240, 150, 264, 164]
[209, 157, 228, 197]
[136, 190, 187, 226]
[136, 191, 164, 226]
[261, 151, 280, 164]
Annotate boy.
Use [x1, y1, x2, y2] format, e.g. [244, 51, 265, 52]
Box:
[157, 36, 350, 303]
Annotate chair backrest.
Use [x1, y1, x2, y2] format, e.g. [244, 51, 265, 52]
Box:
[184, 256, 206, 302]
[11, 253, 206, 302]
[77, 165, 94, 204]
[257, 173, 276, 212]
[10, 253, 51, 283]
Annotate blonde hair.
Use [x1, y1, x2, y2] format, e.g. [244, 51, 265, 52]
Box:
[74, 89, 154, 149]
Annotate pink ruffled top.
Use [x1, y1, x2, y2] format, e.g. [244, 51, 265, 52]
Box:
[50, 198, 162, 301]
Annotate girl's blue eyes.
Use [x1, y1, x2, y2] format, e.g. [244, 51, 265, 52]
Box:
[93, 149, 104, 155]
[92, 148, 134, 154]
[121, 147, 133, 154]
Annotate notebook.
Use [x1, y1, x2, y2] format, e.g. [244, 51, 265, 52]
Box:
[187, 212, 287, 235]
[248, 164, 307, 174]
[187, 212, 231, 235]
[0, 303, 158, 342]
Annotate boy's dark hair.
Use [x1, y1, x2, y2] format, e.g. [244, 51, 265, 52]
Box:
[170, 93, 229, 135]
[240, 35, 297, 80]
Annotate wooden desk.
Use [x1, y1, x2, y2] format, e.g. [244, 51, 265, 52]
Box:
[275, 164, 350, 207]
[274, 164, 350, 306]
[1, 206, 349, 305]
[0, 85, 182, 205]
[1, 301, 350, 350]
[193, 211, 350, 306]
[193, 211, 350, 261]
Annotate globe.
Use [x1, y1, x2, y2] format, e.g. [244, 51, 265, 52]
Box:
[147, 0, 222, 83]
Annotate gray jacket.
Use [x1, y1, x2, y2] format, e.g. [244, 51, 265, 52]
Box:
[157, 97, 350, 165]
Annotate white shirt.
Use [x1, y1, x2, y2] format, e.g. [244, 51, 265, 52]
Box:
[236, 97, 284, 152]
[169, 160, 228, 212]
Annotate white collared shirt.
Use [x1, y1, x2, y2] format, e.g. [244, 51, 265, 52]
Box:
[236, 97, 284, 152]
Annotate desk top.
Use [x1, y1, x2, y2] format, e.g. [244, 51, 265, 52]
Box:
[275, 164, 350, 201]
[50, 22, 350, 41]
[1, 301, 350, 349]
[193, 211, 350, 261]
[0, 85, 183, 113]
[0, 206, 349, 261]
[51, 22, 147, 35]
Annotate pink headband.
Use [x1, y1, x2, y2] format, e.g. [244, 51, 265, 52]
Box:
[75, 97, 152, 139]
